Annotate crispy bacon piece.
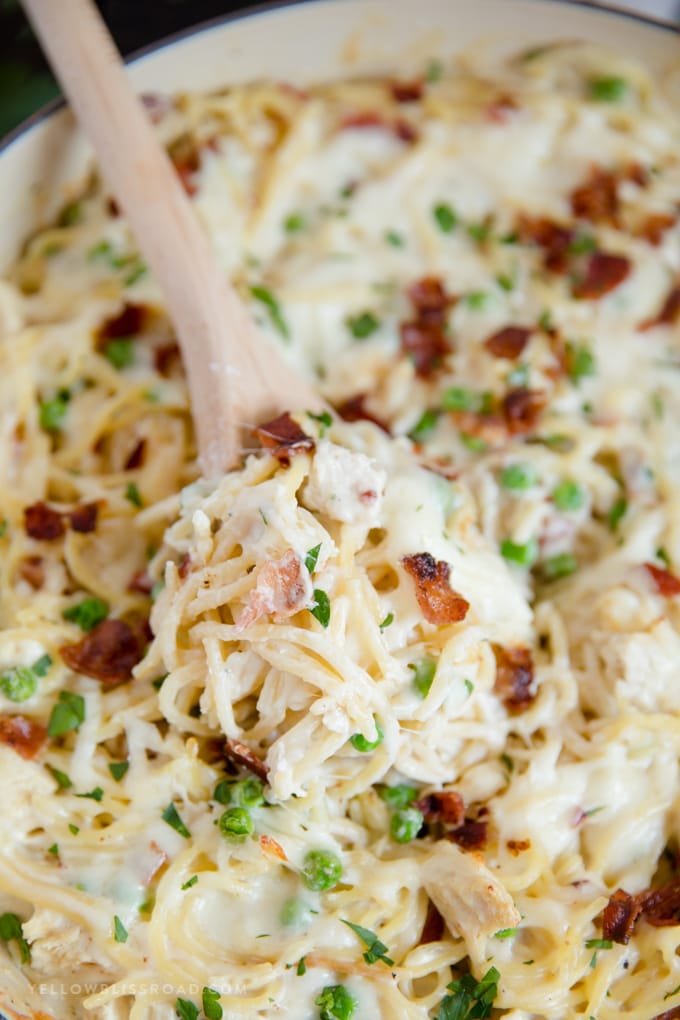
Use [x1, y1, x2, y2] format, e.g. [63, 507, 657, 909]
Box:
[637, 212, 676, 246]
[502, 388, 546, 435]
[602, 888, 644, 944]
[340, 110, 418, 144]
[336, 394, 390, 433]
[486, 92, 519, 124]
[224, 737, 269, 782]
[96, 303, 146, 343]
[416, 791, 465, 827]
[493, 645, 535, 711]
[641, 878, 680, 928]
[154, 341, 182, 377]
[651, 1008, 680, 1020]
[448, 818, 488, 851]
[24, 502, 65, 541]
[639, 286, 680, 331]
[644, 562, 680, 596]
[60, 618, 144, 686]
[625, 162, 650, 188]
[451, 409, 507, 446]
[17, 556, 45, 590]
[485, 326, 531, 360]
[254, 413, 314, 465]
[391, 80, 424, 103]
[168, 136, 202, 196]
[507, 839, 531, 855]
[517, 215, 574, 274]
[402, 552, 470, 625]
[124, 440, 146, 471]
[0, 714, 47, 760]
[128, 570, 153, 595]
[408, 277, 454, 324]
[401, 321, 451, 377]
[235, 548, 311, 631]
[67, 503, 98, 534]
[259, 834, 287, 860]
[572, 252, 631, 299]
[571, 166, 619, 225]
[419, 900, 445, 944]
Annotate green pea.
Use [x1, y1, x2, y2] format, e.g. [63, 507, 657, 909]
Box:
[390, 807, 424, 843]
[301, 849, 342, 891]
[350, 718, 383, 753]
[218, 807, 253, 840]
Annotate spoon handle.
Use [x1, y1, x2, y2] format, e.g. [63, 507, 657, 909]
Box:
[22, 0, 321, 476]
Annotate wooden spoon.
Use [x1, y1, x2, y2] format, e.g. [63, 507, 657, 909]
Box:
[22, 0, 322, 478]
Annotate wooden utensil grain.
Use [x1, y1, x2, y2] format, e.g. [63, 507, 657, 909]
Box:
[22, 0, 321, 478]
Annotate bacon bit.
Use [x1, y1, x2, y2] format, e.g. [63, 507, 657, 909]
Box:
[235, 549, 311, 631]
[572, 252, 631, 299]
[391, 79, 424, 103]
[124, 440, 146, 471]
[451, 409, 507, 446]
[507, 839, 531, 856]
[401, 322, 451, 377]
[336, 394, 391, 434]
[259, 834, 287, 861]
[340, 110, 418, 144]
[651, 1008, 680, 1020]
[602, 888, 644, 944]
[154, 341, 182, 377]
[448, 818, 488, 851]
[60, 618, 144, 687]
[168, 136, 201, 196]
[640, 877, 680, 928]
[253, 413, 315, 466]
[639, 286, 680, 331]
[402, 552, 470, 625]
[419, 900, 445, 944]
[502, 388, 546, 435]
[24, 502, 65, 541]
[96, 303, 147, 343]
[128, 570, 153, 595]
[644, 562, 680, 596]
[416, 791, 465, 827]
[493, 645, 535, 711]
[571, 166, 619, 225]
[486, 92, 519, 124]
[18, 556, 45, 590]
[637, 212, 677, 246]
[178, 554, 192, 580]
[107, 197, 120, 217]
[0, 714, 47, 760]
[408, 277, 454, 325]
[485, 326, 532, 360]
[224, 737, 269, 782]
[517, 215, 574, 274]
[625, 162, 650, 188]
[67, 503, 98, 534]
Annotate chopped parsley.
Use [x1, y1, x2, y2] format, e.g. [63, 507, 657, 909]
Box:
[68, 823, 79, 835]
[48, 843, 59, 856]
[175, 998, 199, 1020]
[442, 387, 492, 414]
[494, 926, 519, 939]
[542, 553, 578, 580]
[467, 222, 491, 243]
[568, 232, 597, 255]
[108, 761, 129, 782]
[433, 202, 458, 233]
[103, 338, 135, 370]
[77, 786, 104, 802]
[162, 802, 191, 838]
[608, 497, 628, 531]
[566, 341, 596, 383]
[311, 589, 331, 628]
[385, 229, 405, 247]
[500, 752, 514, 773]
[58, 200, 83, 227]
[63, 597, 109, 631]
[342, 919, 394, 965]
[305, 544, 322, 573]
[113, 915, 128, 943]
[425, 58, 444, 83]
[464, 678, 474, 695]
[202, 987, 223, 1020]
[460, 432, 488, 452]
[48, 765, 72, 788]
[500, 537, 538, 567]
[465, 290, 491, 311]
[435, 965, 500, 1020]
[379, 612, 394, 631]
[0, 913, 30, 963]
[347, 311, 380, 339]
[315, 984, 356, 1020]
[410, 409, 440, 442]
[250, 285, 290, 340]
[296, 956, 307, 976]
[39, 391, 70, 433]
[283, 212, 306, 233]
[585, 938, 613, 950]
[589, 76, 628, 102]
[308, 409, 333, 436]
[496, 271, 515, 292]
[410, 657, 436, 698]
[125, 482, 143, 507]
[123, 259, 147, 287]
[47, 690, 85, 737]
[181, 875, 198, 890]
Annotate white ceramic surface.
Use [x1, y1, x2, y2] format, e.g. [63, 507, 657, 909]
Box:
[0, 1, 678, 1016]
